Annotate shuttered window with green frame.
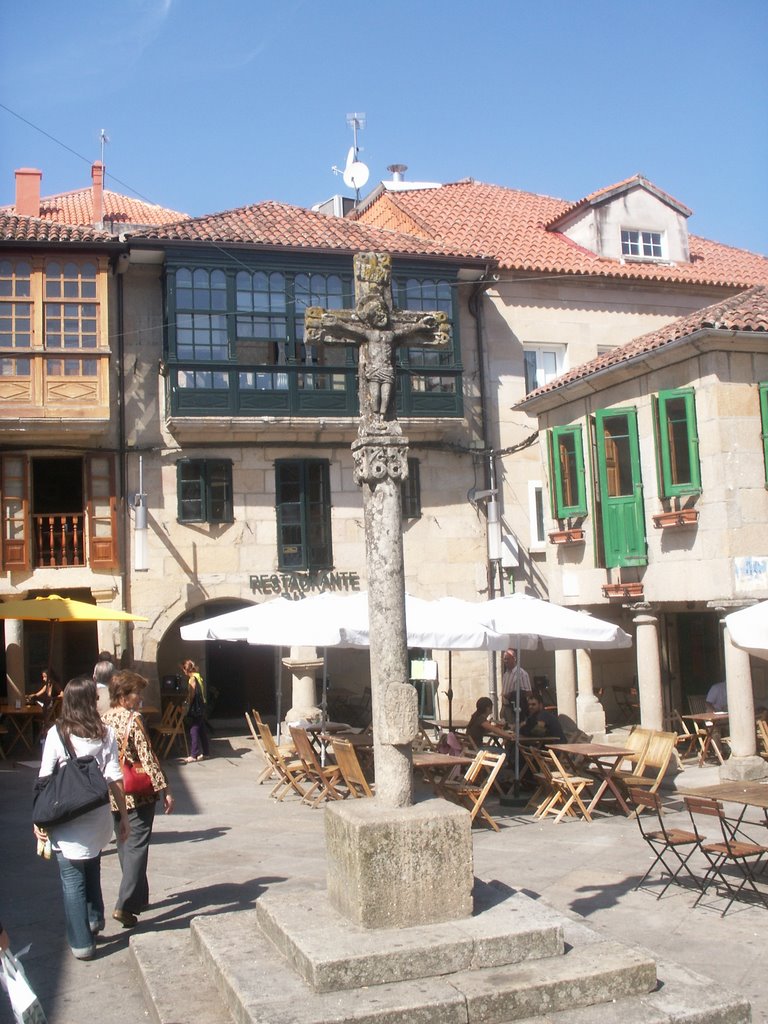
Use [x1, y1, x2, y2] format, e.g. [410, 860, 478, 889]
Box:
[653, 388, 701, 497]
[177, 459, 233, 523]
[275, 459, 332, 570]
[760, 383, 768, 486]
[548, 426, 587, 517]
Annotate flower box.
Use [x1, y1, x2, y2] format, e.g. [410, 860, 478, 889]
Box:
[602, 582, 644, 599]
[652, 509, 699, 529]
[548, 528, 585, 545]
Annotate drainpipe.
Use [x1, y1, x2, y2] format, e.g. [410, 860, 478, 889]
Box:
[115, 258, 130, 624]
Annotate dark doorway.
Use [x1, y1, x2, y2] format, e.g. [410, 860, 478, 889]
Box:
[207, 641, 275, 716]
[676, 611, 722, 702]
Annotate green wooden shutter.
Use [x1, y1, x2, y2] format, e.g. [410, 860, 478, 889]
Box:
[551, 426, 587, 517]
[657, 388, 701, 496]
[760, 383, 768, 486]
[595, 408, 646, 568]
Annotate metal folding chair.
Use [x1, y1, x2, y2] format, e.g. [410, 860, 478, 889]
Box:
[628, 787, 701, 898]
[684, 794, 768, 915]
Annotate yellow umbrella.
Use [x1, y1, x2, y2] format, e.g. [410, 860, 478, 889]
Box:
[0, 594, 146, 623]
[0, 594, 147, 679]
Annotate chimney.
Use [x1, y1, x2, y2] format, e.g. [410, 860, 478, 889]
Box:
[387, 164, 407, 183]
[14, 168, 42, 217]
[91, 161, 104, 226]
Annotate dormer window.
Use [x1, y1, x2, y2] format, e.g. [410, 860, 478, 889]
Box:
[621, 229, 663, 260]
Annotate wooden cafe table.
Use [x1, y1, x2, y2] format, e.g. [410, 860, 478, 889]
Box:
[0, 702, 44, 754]
[678, 780, 768, 841]
[682, 712, 730, 765]
[412, 750, 474, 788]
[547, 742, 635, 817]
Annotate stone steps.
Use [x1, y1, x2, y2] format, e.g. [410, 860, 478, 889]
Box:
[129, 888, 751, 1024]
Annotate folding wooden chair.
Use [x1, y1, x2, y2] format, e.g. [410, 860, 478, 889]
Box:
[684, 794, 768, 915]
[518, 744, 560, 818]
[687, 695, 707, 715]
[544, 749, 594, 823]
[256, 720, 310, 801]
[245, 711, 279, 785]
[670, 709, 704, 762]
[332, 737, 375, 798]
[289, 727, 346, 807]
[151, 703, 189, 759]
[628, 787, 701, 898]
[614, 730, 676, 810]
[756, 719, 768, 761]
[437, 750, 506, 830]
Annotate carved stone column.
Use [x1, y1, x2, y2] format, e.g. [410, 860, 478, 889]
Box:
[720, 625, 768, 781]
[554, 649, 577, 723]
[282, 647, 324, 723]
[576, 648, 606, 739]
[633, 611, 664, 731]
[4, 618, 24, 704]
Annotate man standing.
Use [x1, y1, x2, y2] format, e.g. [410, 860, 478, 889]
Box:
[501, 648, 531, 726]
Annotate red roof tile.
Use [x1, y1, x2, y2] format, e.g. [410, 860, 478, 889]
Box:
[128, 200, 482, 260]
[0, 212, 116, 244]
[520, 285, 768, 403]
[1, 189, 187, 229]
[354, 179, 768, 288]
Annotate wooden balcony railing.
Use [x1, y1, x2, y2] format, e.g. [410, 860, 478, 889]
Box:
[33, 514, 85, 567]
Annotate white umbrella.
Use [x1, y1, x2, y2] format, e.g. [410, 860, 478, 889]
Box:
[468, 593, 633, 651]
[725, 601, 768, 659]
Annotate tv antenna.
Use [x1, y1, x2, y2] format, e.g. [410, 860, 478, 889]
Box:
[332, 112, 369, 196]
[99, 128, 110, 166]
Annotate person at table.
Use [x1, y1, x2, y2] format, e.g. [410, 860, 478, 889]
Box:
[705, 680, 728, 713]
[519, 692, 566, 743]
[102, 670, 174, 929]
[501, 649, 531, 725]
[26, 668, 62, 710]
[467, 697, 510, 748]
[34, 676, 130, 960]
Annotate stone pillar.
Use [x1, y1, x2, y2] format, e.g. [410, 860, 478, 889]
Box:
[720, 626, 768, 781]
[633, 611, 664, 731]
[576, 648, 606, 738]
[4, 618, 25, 703]
[282, 647, 323, 722]
[554, 649, 577, 722]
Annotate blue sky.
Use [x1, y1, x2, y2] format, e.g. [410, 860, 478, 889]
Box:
[1, 0, 766, 254]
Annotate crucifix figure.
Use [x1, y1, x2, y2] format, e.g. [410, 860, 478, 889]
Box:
[305, 252, 451, 806]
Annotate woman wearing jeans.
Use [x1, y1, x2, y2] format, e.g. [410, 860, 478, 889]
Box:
[35, 677, 129, 960]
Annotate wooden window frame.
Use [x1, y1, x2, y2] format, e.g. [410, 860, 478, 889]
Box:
[177, 459, 233, 524]
[653, 388, 701, 497]
[0, 454, 29, 570]
[275, 459, 332, 570]
[549, 426, 587, 517]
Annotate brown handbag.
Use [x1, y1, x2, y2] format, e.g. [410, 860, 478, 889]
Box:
[119, 713, 156, 798]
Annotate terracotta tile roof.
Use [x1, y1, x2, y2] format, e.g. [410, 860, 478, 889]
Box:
[353, 179, 768, 288]
[0, 211, 116, 244]
[520, 285, 768, 403]
[1, 188, 187, 229]
[128, 200, 481, 260]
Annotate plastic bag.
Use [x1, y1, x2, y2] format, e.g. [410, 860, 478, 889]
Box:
[0, 950, 48, 1024]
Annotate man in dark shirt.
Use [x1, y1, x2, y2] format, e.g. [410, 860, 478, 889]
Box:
[520, 693, 566, 743]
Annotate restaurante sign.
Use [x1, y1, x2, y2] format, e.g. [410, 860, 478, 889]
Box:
[249, 571, 361, 599]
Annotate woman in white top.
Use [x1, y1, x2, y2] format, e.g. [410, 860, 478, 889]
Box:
[35, 676, 129, 960]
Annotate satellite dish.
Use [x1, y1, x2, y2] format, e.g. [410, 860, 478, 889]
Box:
[343, 161, 370, 190]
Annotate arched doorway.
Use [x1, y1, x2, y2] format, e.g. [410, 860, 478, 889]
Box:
[162, 601, 278, 718]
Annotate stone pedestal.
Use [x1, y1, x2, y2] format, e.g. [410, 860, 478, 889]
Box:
[576, 648, 606, 738]
[4, 618, 24, 703]
[633, 611, 663, 730]
[325, 799, 473, 929]
[554, 649, 577, 722]
[719, 754, 768, 782]
[283, 647, 324, 722]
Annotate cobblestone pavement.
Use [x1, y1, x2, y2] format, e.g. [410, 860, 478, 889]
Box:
[1, 728, 766, 1024]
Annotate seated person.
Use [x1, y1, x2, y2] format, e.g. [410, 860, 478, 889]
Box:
[466, 697, 509, 748]
[705, 680, 728, 713]
[519, 692, 566, 743]
[26, 669, 62, 709]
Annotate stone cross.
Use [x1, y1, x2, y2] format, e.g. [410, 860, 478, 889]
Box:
[305, 252, 451, 807]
